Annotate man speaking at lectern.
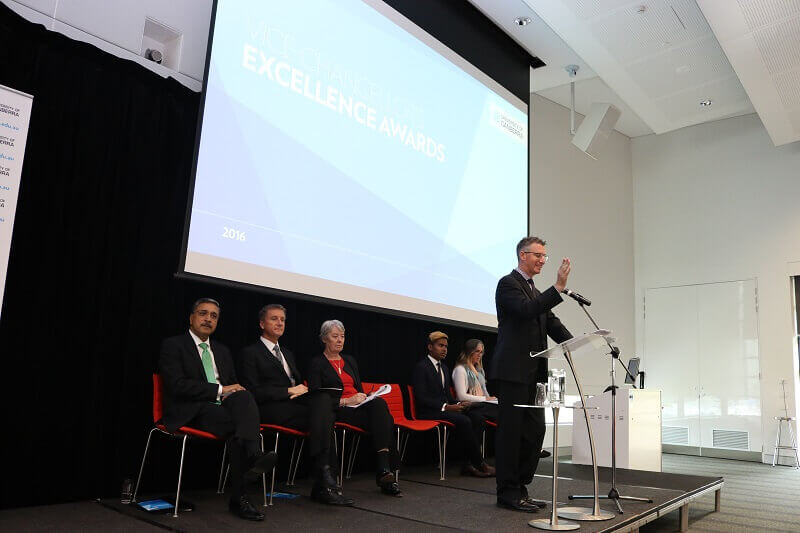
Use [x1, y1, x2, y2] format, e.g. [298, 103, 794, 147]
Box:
[490, 236, 573, 512]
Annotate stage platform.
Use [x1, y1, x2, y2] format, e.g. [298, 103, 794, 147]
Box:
[94, 459, 722, 532]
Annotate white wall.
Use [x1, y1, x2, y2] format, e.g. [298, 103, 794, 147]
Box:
[632, 113, 800, 463]
[530, 94, 635, 447]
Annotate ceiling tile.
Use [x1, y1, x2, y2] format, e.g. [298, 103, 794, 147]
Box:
[625, 34, 733, 99]
[561, 0, 635, 20]
[738, 0, 800, 30]
[751, 14, 800, 74]
[589, 0, 711, 65]
[653, 75, 752, 121]
[774, 67, 800, 108]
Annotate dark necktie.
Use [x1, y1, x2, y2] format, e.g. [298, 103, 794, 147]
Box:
[274, 345, 296, 386]
[436, 362, 445, 389]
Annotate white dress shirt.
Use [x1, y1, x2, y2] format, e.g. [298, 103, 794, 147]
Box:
[189, 329, 222, 401]
[260, 336, 293, 382]
[427, 354, 447, 411]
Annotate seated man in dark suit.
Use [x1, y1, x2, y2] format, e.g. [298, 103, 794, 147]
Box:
[159, 298, 277, 521]
[238, 304, 353, 506]
[411, 331, 495, 477]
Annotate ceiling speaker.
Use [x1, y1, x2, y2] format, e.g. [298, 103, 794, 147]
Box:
[571, 103, 621, 159]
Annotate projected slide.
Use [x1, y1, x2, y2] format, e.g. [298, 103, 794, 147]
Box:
[185, 0, 528, 327]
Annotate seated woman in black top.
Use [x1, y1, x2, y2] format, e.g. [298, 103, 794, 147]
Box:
[308, 319, 402, 496]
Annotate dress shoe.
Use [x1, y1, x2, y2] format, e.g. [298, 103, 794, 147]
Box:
[523, 497, 548, 508]
[228, 496, 265, 521]
[540, 449, 552, 458]
[245, 450, 278, 480]
[461, 463, 491, 478]
[376, 471, 402, 496]
[319, 465, 342, 491]
[496, 497, 540, 513]
[311, 482, 355, 505]
[478, 462, 496, 477]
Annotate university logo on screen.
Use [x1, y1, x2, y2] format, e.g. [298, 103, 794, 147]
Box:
[489, 103, 526, 144]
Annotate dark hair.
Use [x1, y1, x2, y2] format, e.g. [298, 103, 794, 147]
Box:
[456, 339, 485, 369]
[516, 236, 546, 259]
[191, 298, 221, 313]
[258, 303, 287, 322]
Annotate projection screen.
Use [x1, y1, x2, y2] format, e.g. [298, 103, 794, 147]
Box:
[182, 0, 529, 328]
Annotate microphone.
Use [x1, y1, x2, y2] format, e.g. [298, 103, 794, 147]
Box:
[562, 288, 591, 306]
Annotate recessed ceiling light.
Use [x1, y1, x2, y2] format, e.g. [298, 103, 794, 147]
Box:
[514, 17, 531, 26]
[700, 99, 713, 107]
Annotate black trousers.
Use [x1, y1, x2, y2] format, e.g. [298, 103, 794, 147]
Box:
[418, 409, 485, 468]
[467, 402, 499, 441]
[493, 380, 544, 500]
[257, 391, 337, 469]
[191, 390, 260, 500]
[335, 397, 400, 471]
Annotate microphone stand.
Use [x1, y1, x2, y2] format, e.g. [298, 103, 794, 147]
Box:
[568, 301, 652, 514]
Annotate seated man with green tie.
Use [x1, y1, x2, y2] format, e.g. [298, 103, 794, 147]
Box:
[159, 298, 277, 521]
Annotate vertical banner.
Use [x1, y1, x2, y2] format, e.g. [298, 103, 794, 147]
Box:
[0, 84, 34, 321]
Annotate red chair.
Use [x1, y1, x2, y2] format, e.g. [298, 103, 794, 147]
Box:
[407, 385, 455, 480]
[382, 384, 444, 480]
[133, 374, 227, 517]
[259, 424, 309, 506]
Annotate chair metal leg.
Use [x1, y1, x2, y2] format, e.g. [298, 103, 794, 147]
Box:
[339, 430, 347, 487]
[347, 435, 360, 479]
[133, 428, 157, 502]
[481, 428, 486, 458]
[269, 432, 280, 506]
[440, 426, 448, 481]
[217, 441, 228, 494]
[222, 464, 230, 492]
[173, 435, 188, 518]
[287, 439, 298, 485]
[289, 439, 305, 486]
[400, 433, 410, 461]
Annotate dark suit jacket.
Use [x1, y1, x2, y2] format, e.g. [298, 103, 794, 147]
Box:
[158, 333, 238, 432]
[411, 357, 456, 418]
[307, 354, 362, 399]
[238, 340, 302, 404]
[488, 270, 572, 385]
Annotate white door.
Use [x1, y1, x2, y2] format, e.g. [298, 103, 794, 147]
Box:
[644, 285, 700, 447]
[696, 280, 761, 452]
[644, 280, 762, 453]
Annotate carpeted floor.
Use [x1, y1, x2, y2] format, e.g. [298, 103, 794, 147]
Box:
[1, 454, 797, 532]
[641, 454, 800, 532]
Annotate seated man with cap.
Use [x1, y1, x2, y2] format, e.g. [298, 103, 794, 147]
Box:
[411, 331, 496, 477]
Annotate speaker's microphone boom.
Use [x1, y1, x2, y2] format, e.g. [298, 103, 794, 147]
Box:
[562, 289, 591, 306]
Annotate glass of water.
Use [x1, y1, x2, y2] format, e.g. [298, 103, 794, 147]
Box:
[548, 368, 566, 404]
[535, 383, 548, 406]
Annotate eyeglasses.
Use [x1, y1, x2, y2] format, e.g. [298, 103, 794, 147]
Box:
[522, 251, 548, 262]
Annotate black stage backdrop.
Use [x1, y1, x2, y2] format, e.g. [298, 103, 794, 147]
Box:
[0, 1, 532, 508]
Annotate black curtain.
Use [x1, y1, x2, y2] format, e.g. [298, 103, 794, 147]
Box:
[0, 3, 508, 508]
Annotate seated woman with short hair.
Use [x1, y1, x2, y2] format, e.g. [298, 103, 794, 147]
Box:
[307, 319, 402, 496]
